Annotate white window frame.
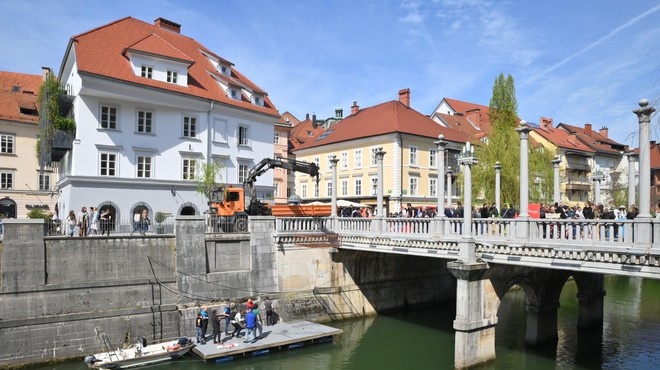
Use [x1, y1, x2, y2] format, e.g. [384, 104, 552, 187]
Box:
[354, 179, 362, 196]
[314, 182, 320, 198]
[183, 115, 197, 138]
[409, 176, 418, 196]
[99, 152, 118, 177]
[354, 149, 362, 168]
[1, 171, 14, 189]
[136, 110, 153, 134]
[238, 163, 249, 183]
[429, 178, 437, 197]
[274, 131, 280, 144]
[167, 70, 178, 83]
[341, 180, 348, 196]
[238, 125, 251, 147]
[341, 152, 349, 170]
[100, 105, 118, 130]
[429, 149, 437, 168]
[326, 181, 333, 197]
[326, 155, 334, 172]
[370, 177, 377, 196]
[182, 158, 197, 180]
[141, 65, 153, 79]
[1, 134, 15, 154]
[38, 172, 51, 191]
[313, 157, 320, 170]
[273, 182, 279, 198]
[371, 147, 378, 166]
[301, 183, 308, 198]
[136, 155, 153, 178]
[409, 146, 418, 166]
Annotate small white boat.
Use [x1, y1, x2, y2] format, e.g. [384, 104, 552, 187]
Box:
[84, 328, 195, 369]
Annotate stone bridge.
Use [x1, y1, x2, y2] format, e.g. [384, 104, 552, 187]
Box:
[274, 216, 660, 368]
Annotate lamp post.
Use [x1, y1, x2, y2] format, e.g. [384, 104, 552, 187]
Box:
[494, 161, 502, 213]
[458, 141, 477, 262]
[375, 147, 386, 218]
[330, 155, 339, 217]
[552, 155, 561, 204]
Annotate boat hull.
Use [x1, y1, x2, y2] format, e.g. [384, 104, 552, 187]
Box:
[86, 341, 194, 369]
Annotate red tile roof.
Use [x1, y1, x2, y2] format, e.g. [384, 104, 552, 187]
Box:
[289, 117, 325, 150]
[0, 71, 42, 124]
[650, 142, 660, 170]
[442, 98, 493, 133]
[292, 100, 469, 151]
[435, 112, 487, 139]
[67, 17, 278, 117]
[532, 124, 595, 153]
[557, 123, 627, 155]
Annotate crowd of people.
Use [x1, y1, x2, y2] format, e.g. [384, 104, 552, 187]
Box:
[64, 206, 113, 237]
[195, 297, 276, 345]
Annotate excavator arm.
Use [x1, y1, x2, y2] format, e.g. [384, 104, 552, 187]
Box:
[244, 157, 320, 215]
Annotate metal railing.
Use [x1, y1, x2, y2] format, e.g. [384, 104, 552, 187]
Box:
[44, 217, 175, 237]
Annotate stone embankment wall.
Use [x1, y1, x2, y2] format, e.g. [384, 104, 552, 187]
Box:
[0, 217, 456, 368]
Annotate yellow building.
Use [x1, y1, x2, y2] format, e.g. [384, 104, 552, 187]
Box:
[291, 89, 468, 215]
[0, 70, 58, 219]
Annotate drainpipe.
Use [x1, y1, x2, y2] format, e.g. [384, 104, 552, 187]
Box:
[207, 100, 214, 163]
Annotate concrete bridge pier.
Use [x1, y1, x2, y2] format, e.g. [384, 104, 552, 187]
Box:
[448, 261, 498, 369]
[575, 273, 605, 329]
[525, 302, 559, 345]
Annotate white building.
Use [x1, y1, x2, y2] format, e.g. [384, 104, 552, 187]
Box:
[54, 17, 280, 223]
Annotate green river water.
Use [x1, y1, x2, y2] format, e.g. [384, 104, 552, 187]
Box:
[25, 276, 660, 370]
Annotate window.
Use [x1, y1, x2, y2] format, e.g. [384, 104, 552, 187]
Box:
[100, 105, 118, 129]
[301, 184, 307, 198]
[314, 182, 320, 198]
[274, 132, 280, 144]
[230, 89, 238, 99]
[354, 149, 362, 168]
[137, 156, 153, 178]
[354, 179, 362, 196]
[137, 110, 153, 133]
[141, 66, 153, 79]
[238, 125, 250, 146]
[1, 172, 13, 189]
[430, 178, 437, 197]
[326, 155, 335, 171]
[1, 134, 15, 154]
[327, 181, 333, 197]
[341, 152, 348, 170]
[38, 173, 50, 191]
[167, 70, 178, 83]
[371, 177, 377, 195]
[183, 116, 197, 138]
[371, 147, 378, 166]
[221, 65, 228, 74]
[409, 177, 418, 196]
[182, 158, 197, 180]
[100, 152, 117, 176]
[238, 164, 249, 183]
[409, 146, 418, 166]
[273, 183, 279, 198]
[313, 157, 320, 170]
[341, 180, 348, 196]
[429, 149, 437, 168]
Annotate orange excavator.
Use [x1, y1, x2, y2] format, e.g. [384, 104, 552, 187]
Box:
[208, 158, 331, 232]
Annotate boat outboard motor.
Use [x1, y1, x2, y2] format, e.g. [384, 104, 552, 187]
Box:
[138, 337, 147, 347]
[84, 355, 97, 364]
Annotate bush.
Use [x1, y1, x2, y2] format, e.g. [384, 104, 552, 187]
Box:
[27, 208, 50, 219]
[155, 212, 167, 224]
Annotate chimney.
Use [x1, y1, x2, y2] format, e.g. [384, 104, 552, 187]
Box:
[567, 133, 577, 145]
[335, 106, 343, 119]
[41, 66, 51, 81]
[539, 117, 553, 130]
[398, 88, 411, 107]
[585, 123, 592, 135]
[306, 113, 310, 121]
[351, 101, 359, 115]
[466, 108, 481, 127]
[599, 126, 608, 138]
[312, 114, 317, 128]
[154, 18, 181, 33]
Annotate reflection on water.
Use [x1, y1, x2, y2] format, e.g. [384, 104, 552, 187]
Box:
[24, 276, 660, 370]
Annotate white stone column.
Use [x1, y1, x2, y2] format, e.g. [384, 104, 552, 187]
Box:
[434, 136, 447, 237]
[516, 121, 530, 218]
[627, 153, 637, 208]
[634, 99, 655, 218]
[591, 174, 603, 204]
[375, 147, 386, 217]
[494, 162, 502, 213]
[330, 156, 339, 217]
[552, 155, 561, 204]
[458, 142, 477, 263]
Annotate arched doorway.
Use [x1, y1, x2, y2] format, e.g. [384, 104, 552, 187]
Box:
[0, 197, 17, 218]
[98, 203, 118, 233]
[180, 206, 196, 215]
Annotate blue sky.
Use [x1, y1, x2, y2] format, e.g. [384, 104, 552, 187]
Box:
[2, 0, 659, 147]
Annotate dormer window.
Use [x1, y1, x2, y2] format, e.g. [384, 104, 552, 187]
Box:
[167, 70, 178, 83]
[230, 89, 238, 99]
[141, 66, 153, 79]
[219, 64, 231, 76]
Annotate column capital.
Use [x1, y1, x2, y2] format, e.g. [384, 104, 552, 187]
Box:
[626, 151, 638, 162]
[551, 155, 561, 166]
[493, 161, 502, 171]
[515, 120, 532, 138]
[633, 98, 656, 122]
[434, 134, 448, 150]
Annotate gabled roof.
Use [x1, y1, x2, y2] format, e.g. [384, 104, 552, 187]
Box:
[293, 100, 469, 151]
[65, 17, 278, 118]
[557, 123, 626, 155]
[532, 124, 595, 154]
[125, 33, 194, 64]
[0, 71, 42, 124]
[442, 97, 493, 133]
[435, 112, 486, 139]
[289, 117, 325, 150]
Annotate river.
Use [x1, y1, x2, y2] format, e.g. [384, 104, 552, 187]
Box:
[25, 276, 660, 370]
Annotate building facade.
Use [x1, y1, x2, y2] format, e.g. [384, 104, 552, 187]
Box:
[53, 17, 280, 223]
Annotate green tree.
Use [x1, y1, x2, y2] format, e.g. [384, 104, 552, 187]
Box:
[471, 73, 554, 209]
[195, 161, 224, 205]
